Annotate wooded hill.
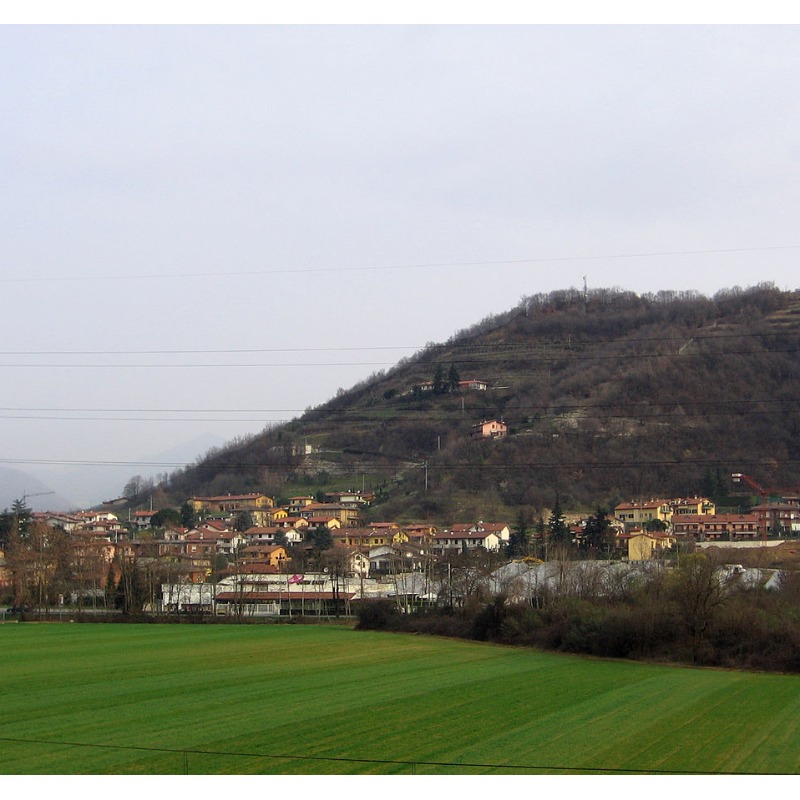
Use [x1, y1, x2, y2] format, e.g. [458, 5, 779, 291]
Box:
[162, 284, 800, 523]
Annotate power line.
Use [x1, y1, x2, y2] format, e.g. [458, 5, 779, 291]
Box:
[1, 456, 797, 471]
[0, 346, 417, 355]
[0, 415, 289, 423]
[1, 407, 798, 424]
[0, 362, 394, 369]
[0, 735, 768, 775]
[0, 328, 797, 358]
[0, 397, 798, 415]
[2, 243, 799, 284]
[0, 348, 798, 370]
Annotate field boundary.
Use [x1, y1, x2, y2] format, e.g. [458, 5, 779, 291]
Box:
[0, 736, 770, 776]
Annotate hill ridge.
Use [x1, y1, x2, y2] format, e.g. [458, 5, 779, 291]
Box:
[162, 284, 800, 522]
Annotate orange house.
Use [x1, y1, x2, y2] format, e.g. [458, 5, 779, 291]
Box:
[471, 419, 508, 439]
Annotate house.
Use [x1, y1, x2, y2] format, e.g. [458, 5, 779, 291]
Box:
[670, 497, 716, 517]
[363, 521, 399, 532]
[287, 496, 316, 515]
[197, 519, 231, 535]
[299, 503, 360, 527]
[622, 531, 675, 561]
[239, 545, 289, 569]
[72, 511, 125, 535]
[188, 493, 274, 515]
[275, 516, 309, 531]
[334, 529, 394, 548]
[755, 503, 800, 535]
[324, 490, 369, 508]
[44, 513, 85, 532]
[614, 499, 673, 529]
[304, 516, 342, 532]
[242, 526, 284, 544]
[450, 522, 511, 543]
[159, 582, 216, 614]
[431, 529, 502, 554]
[283, 528, 305, 545]
[70, 534, 116, 585]
[212, 571, 356, 617]
[403, 523, 438, 544]
[76, 510, 120, 525]
[184, 532, 217, 558]
[672, 513, 760, 541]
[368, 543, 427, 575]
[471, 419, 508, 439]
[458, 379, 488, 391]
[131, 510, 155, 530]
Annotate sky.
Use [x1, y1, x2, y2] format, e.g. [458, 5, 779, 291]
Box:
[2, 15, 800, 508]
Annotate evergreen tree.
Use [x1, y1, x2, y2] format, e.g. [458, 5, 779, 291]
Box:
[714, 467, 728, 501]
[235, 511, 254, 532]
[180, 501, 197, 529]
[150, 508, 182, 529]
[432, 363, 446, 395]
[104, 568, 117, 609]
[702, 468, 715, 500]
[506, 510, 530, 558]
[447, 364, 461, 393]
[307, 527, 333, 551]
[10, 498, 31, 537]
[548, 494, 570, 545]
[583, 507, 614, 553]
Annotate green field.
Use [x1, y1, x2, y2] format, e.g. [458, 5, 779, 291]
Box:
[1, 622, 799, 775]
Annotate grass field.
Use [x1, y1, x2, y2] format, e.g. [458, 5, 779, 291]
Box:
[1, 621, 799, 775]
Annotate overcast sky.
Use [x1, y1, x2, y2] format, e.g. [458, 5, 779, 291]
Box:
[2, 21, 800, 507]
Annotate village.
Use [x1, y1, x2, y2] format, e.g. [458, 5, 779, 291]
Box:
[3, 481, 799, 619]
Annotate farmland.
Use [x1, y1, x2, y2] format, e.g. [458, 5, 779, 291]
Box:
[1, 622, 799, 775]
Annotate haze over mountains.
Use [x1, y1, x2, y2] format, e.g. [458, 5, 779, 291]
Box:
[0, 466, 73, 511]
[0, 433, 225, 511]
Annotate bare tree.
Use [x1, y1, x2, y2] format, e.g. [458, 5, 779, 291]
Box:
[668, 553, 726, 663]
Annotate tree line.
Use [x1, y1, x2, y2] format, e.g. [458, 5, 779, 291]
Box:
[356, 550, 800, 674]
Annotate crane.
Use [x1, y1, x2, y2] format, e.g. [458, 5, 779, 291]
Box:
[16, 490, 56, 515]
[730, 473, 798, 540]
[731, 474, 769, 540]
[21, 490, 55, 504]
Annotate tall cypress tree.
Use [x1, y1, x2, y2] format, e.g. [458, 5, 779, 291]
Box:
[506, 510, 529, 558]
[548, 494, 570, 544]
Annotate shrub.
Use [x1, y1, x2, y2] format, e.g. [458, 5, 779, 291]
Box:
[471, 596, 508, 641]
[353, 600, 399, 630]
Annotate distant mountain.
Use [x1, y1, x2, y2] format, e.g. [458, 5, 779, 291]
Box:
[0, 466, 73, 511]
[163, 285, 800, 521]
[21, 433, 227, 511]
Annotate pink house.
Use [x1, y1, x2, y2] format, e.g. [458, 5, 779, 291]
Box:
[471, 419, 508, 439]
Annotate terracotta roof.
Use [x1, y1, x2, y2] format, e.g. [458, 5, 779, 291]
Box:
[615, 500, 671, 511]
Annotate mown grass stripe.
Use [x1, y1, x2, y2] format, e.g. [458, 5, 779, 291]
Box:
[1, 624, 799, 774]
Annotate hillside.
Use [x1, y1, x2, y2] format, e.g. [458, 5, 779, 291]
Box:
[162, 284, 800, 522]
